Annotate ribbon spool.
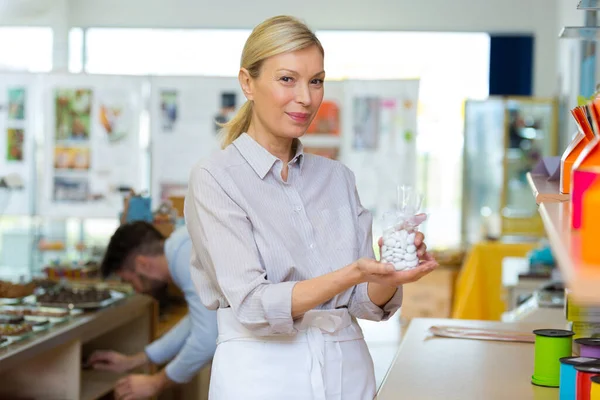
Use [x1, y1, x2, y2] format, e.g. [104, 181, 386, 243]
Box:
[560, 357, 599, 400]
[591, 375, 600, 400]
[575, 364, 600, 400]
[577, 339, 600, 358]
[532, 329, 575, 387]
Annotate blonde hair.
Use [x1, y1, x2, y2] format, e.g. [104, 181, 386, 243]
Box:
[219, 15, 324, 149]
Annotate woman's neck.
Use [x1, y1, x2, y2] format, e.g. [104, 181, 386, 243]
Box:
[247, 122, 295, 164]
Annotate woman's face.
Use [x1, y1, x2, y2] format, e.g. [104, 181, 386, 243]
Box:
[242, 45, 325, 140]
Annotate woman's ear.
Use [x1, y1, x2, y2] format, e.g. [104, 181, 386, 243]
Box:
[239, 68, 254, 101]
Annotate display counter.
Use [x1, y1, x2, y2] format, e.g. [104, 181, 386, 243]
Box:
[376, 318, 567, 400]
[0, 294, 155, 400]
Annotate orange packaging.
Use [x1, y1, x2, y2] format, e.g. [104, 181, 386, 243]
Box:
[307, 100, 340, 135]
[561, 106, 596, 194]
[571, 101, 600, 229]
[582, 178, 600, 264]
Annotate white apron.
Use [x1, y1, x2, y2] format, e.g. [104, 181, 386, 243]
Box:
[209, 308, 376, 400]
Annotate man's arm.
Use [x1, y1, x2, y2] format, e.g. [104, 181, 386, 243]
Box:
[144, 315, 191, 366]
[160, 279, 218, 384]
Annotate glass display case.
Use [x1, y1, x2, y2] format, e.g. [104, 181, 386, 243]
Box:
[0, 215, 118, 282]
[462, 96, 559, 245]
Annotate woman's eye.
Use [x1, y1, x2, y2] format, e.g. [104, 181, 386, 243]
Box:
[280, 76, 293, 83]
[311, 79, 324, 85]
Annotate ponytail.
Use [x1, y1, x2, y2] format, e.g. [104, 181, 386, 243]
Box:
[219, 100, 253, 149]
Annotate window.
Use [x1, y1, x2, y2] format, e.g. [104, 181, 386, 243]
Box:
[81, 28, 251, 75]
[0, 27, 53, 72]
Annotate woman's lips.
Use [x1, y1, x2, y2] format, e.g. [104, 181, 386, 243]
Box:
[286, 112, 310, 123]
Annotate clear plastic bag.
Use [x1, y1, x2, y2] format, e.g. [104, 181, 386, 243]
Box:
[380, 186, 427, 271]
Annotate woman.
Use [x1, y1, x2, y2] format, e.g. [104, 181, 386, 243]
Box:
[184, 15, 438, 400]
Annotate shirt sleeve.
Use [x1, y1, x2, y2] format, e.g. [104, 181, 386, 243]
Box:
[163, 299, 218, 383]
[346, 174, 403, 321]
[145, 316, 191, 365]
[184, 166, 298, 336]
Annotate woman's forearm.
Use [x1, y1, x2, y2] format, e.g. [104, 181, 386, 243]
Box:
[367, 283, 398, 307]
[291, 263, 363, 318]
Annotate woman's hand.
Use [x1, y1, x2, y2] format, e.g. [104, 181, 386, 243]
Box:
[355, 257, 438, 287]
[357, 228, 439, 288]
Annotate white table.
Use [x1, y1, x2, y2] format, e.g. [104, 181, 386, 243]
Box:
[376, 318, 567, 400]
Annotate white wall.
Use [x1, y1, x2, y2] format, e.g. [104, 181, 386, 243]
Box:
[1, 0, 559, 96]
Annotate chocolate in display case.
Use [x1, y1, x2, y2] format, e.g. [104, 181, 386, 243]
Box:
[0, 305, 71, 324]
[33, 286, 125, 310]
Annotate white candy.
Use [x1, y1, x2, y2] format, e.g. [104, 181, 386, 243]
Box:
[406, 244, 416, 254]
[384, 238, 396, 247]
[394, 261, 407, 271]
[404, 252, 417, 261]
[407, 232, 416, 244]
[405, 259, 419, 268]
[381, 245, 388, 253]
[400, 230, 408, 241]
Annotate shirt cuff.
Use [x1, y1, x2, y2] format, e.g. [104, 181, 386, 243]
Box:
[260, 281, 298, 335]
[351, 282, 403, 321]
[165, 361, 193, 384]
[145, 343, 168, 366]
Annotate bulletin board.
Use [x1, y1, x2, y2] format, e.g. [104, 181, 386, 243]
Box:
[0, 73, 38, 216]
[38, 73, 145, 218]
[149, 76, 245, 203]
[340, 79, 421, 224]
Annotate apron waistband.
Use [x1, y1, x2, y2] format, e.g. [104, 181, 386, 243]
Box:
[216, 308, 363, 400]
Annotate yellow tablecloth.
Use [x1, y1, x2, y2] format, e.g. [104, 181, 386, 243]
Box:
[451, 241, 537, 321]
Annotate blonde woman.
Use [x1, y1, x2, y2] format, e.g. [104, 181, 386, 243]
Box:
[184, 15, 438, 400]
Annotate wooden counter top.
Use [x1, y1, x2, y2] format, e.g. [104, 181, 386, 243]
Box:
[376, 318, 567, 400]
[0, 294, 154, 374]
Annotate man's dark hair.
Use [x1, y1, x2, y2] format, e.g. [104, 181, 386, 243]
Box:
[100, 221, 166, 278]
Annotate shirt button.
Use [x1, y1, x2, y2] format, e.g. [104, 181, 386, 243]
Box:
[309, 243, 315, 249]
[294, 206, 302, 212]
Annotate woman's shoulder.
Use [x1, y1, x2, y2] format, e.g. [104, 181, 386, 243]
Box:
[190, 145, 245, 177]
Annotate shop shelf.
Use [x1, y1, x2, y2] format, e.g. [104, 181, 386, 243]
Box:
[81, 370, 123, 400]
[538, 202, 600, 304]
[578, 0, 600, 9]
[560, 26, 600, 40]
[526, 172, 569, 204]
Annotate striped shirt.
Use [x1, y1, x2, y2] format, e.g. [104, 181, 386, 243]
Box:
[184, 133, 403, 336]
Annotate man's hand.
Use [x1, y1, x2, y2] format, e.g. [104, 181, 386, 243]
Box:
[88, 350, 148, 374]
[114, 372, 171, 400]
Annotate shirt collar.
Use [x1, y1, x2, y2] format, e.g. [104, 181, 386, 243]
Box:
[233, 133, 305, 179]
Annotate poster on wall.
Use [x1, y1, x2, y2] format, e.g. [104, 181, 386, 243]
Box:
[213, 92, 237, 134]
[8, 88, 25, 121]
[98, 90, 133, 143]
[150, 76, 245, 203]
[160, 89, 178, 132]
[0, 74, 37, 216]
[39, 74, 144, 219]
